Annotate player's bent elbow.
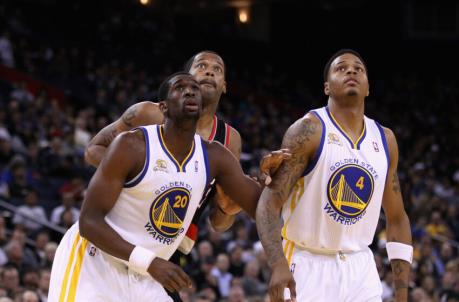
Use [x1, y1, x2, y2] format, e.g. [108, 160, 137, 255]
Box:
[79, 214, 96, 240]
[84, 146, 96, 166]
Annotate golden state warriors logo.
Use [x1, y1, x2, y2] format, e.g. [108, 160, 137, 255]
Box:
[324, 164, 374, 225]
[153, 159, 168, 173]
[149, 187, 190, 239]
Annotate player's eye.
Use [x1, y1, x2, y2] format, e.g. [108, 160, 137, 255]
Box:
[214, 66, 223, 73]
[197, 63, 206, 69]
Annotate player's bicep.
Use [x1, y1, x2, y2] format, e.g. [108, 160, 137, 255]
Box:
[82, 134, 140, 216]
[268, 116, 321, 206]
[227, 127, 242, 160]
[381, 128, 405, 221]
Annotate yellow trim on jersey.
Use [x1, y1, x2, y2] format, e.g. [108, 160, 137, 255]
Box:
[281, 178, 305, 238]
[328, 110, 366, 149]
[159, 125, 195, 172]
[287, 241, 295, 266]
[59, 233, 81, 302]
[67, 238, 88, 301]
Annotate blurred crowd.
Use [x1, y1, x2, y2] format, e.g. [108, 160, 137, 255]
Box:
[0, 2, 458, 302]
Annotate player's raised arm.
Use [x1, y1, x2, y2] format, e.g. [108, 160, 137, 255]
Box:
[381, 127, 412, 302]
[256, 114, 322, 302]
[84, 101, 164, 167]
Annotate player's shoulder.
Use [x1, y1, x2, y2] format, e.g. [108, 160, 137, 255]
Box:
[121, 101, 164, 127]
[285, 112, 322, 140]
[114, 128, 146, 152]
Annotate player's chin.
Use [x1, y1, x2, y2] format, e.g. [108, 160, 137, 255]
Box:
[345, 88, 359, 96]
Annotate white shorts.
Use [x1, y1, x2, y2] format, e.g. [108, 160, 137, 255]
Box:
[48, 223, 172, 302]
[284, 242, 382, 302]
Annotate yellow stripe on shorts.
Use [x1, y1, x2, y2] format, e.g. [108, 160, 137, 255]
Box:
[59, 232, 88, 302]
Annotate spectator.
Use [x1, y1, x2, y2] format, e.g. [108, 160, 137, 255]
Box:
[211, 254, 233, 298]
[12, 189, 47, 233]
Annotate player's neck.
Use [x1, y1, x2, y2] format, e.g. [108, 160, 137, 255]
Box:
[328, 98, 365, 138]
[162, 119, 196, 161]
[197, 98, 219, 133]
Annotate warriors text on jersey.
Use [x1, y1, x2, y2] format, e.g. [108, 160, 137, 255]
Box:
[281, 107, 389, 253]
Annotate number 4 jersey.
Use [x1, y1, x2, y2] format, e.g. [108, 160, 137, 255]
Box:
[281, 107, 390, 253]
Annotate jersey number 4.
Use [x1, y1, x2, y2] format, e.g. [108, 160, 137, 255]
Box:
[356, 176, 365, 190]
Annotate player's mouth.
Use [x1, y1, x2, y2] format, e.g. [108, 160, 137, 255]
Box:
[199, 79, 216, 88]
[344, 77, 359, 86]
[184, 99, 200, 111]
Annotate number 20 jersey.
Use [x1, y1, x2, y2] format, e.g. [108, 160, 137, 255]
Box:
[281, 107, 390, 252]
[105, 125, 210, 269]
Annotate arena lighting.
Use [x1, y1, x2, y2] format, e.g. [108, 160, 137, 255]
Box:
[139, 0, 149, 5]
[238, 6, 250, 23]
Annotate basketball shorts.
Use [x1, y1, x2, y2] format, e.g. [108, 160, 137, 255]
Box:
[284, 241, 382, 302]
[48, 223, 172, 302]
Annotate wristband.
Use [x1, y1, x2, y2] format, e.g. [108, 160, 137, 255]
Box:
[129, 246, 156, 273]
[386, 242, 413, 264]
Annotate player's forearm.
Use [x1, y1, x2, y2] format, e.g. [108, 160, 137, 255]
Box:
[209, 205, 235, 232]
[84, 145, 107, 167]
[256, 188, 286, 267]
[386, 212, 412, 301]
[79, 214, 134, 262]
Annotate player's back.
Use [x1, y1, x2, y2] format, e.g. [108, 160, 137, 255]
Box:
[282, 106, 389, 253]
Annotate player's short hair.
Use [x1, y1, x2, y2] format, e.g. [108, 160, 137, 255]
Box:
[323, 49, 368, 81]
[183, 50, 225, 74]
[158, 71, 193, 102]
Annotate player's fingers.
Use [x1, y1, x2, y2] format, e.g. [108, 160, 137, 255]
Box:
[265, 175, 272, 186]
[167, 270, 185, 291]
[288, 280, 297, 301]
[176, 268, 193, 288]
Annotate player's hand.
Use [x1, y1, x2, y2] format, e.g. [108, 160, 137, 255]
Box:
[215, 184, 242, 216]
[268, 259, 297, 302]
[259, 149, 292, 186]
[148, 258, 192, 292]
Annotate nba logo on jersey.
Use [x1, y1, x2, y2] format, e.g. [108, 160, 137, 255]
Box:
[195, 160, 199, 172]
[373, 142, 379, 152]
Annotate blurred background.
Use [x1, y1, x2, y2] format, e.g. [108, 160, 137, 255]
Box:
[0, 0, 458, 301]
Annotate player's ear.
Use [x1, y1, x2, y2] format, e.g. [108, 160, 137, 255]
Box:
[222, 80, 227, 94]
[324, 82, 330, 96]
[159, 101, 168, 115]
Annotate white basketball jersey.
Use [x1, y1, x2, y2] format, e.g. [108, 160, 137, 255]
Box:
[281, 107, 389, 252]
[105, 125, 210, 269]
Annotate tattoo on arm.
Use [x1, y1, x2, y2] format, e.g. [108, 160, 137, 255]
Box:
[270, 118, 316, 200]
[122, 107, 137, 127]
[392, 172, 401, 194]
[257, 199, 284, 266]
[391, 259, 409, 291]
[257, 117, 317, 267]
[101, 126, 120, 146]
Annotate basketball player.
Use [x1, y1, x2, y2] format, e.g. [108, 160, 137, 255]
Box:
[85, 51, 242, 227]
[48, 72, 264, 301]
[256, 49, 412, 302]
[84, 50, 287, 252]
